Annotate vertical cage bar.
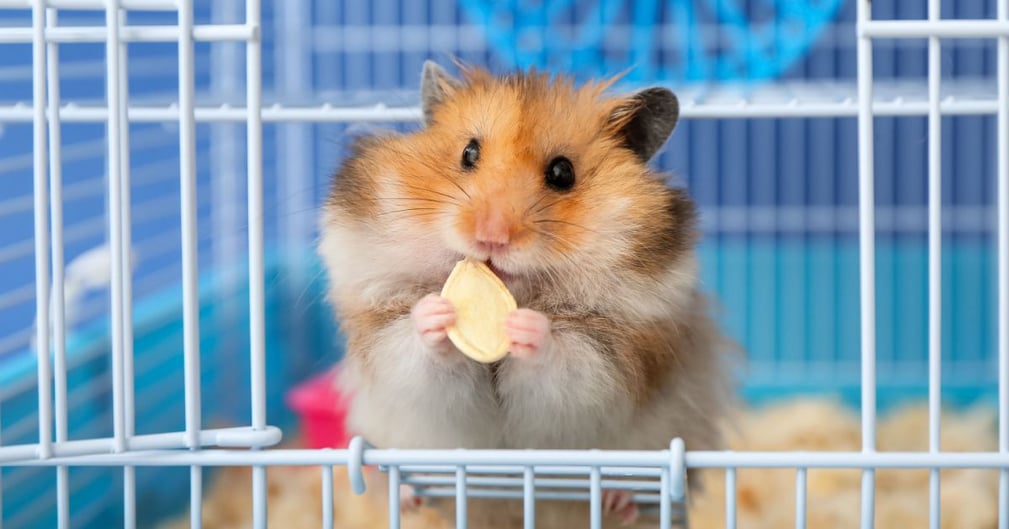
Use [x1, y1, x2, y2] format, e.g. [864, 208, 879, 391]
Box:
[104, 0, 128, 459]
[44, 1, 63, 449]
[117, 12, 133, 437]
[246, 0, 265, 434]
[178, 0, 200, 451]
[389, 466, 401, 529]
[32, 0, 53, 463]
[456, 467, 467, 529]
[523, 466, 535, 529]
[795, 468, 807, 529]
[117, 7, 136, 528]
[725, 468, 737, 529]
[927, 1, 942, 528]
[860, 464, 875, 529]
[856, 0, 877, 525]
[998, 0, 1009, 526]
[252, 467, 266, 529]
[590, 467, 601, 529]
[322, 466, 334, 529]
[660, 467, 671, 529]
[188, 467, 202, 529]
[44, 6, 68, 528]
[178, 0, 202, 527]
[246, 0, 267, 525]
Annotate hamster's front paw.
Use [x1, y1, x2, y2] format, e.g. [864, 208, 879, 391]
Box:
[505, 309, 552, 359]
[411, 294, 456, 351]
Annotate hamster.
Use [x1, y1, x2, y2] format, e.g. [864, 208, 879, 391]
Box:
[317, 61, 736, 528]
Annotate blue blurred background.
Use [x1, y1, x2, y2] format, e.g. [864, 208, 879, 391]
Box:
[0, 0, 1003, 527]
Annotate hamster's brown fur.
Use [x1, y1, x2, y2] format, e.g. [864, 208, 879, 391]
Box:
[318, 62, 738, 528]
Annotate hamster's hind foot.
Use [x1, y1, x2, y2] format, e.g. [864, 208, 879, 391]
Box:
[399, 483, 424, 513]
[602, 489, 639, 527]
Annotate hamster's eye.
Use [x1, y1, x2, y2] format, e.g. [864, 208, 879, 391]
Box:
[545, 157, 575, 191]
[461, 139, 480, 170]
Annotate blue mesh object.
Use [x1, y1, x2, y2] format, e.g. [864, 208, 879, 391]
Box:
[457, 0, 844, 83]
[0, 0, 1003, 528]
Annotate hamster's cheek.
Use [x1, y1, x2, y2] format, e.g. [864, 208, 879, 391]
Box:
[431, 209, 500, 261]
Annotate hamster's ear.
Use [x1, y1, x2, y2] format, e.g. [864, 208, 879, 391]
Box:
[421, 61, 461, 126]
[610, 87, 679, 163]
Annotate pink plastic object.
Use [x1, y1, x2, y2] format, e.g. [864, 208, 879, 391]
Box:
[286, 368, 354, 449]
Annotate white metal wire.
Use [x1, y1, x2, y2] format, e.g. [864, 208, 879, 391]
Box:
[103, 0, 128, 469]
[175, 1, 204, 528]
[0, 24, 255, 44]
[30, 0, 53, 466]
[725, 467, 737, 529]
[244, 0, 268, 526]
[855, 0, 877, 526]
[322, 465, 335, 529]
[0, 87, 1006, 125]
[861, 20, 1009, 38]
[0, 1, 1005, 528]
[405, 475, 661, 491]
[927, 2, 943, 529]
[0, 426, 281, 464]
[43, 4, 69, 528]
[795, 468, 807, 529]
[998, 0, 1009, 527]
[523, 466, 535, 529]
[2, 444, 1009, 469]
[0, 0, 176, 9]
[456, 466, 468, 529]
[389, 465, 401, 529]
[114, 6, 138, 527]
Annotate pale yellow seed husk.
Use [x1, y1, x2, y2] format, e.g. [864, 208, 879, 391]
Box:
[440, 258, 517, 363]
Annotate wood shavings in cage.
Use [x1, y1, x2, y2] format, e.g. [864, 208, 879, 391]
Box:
[162, 399, 998, 529]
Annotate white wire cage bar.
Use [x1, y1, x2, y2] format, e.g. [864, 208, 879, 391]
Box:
[8, 443, 1009, 470]
[998, 2, 1009, 529]
[0, 0, 178, 9]
[0, 0, 1007, 528]
[0, 82, 1006, 123]
[0, 24, 255, 43]
[926, 0, 943, 527]
[854, 0, 877, 526]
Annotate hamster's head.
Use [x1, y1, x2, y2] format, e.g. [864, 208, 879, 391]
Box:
[326, 62, 697, 291]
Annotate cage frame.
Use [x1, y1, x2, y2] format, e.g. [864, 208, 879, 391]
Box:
[0, 0, 1006, 528]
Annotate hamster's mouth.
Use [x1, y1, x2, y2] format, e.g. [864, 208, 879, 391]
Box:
[485, 260, 511, 282]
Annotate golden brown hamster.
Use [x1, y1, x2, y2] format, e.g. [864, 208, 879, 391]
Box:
[318, 61, 736, 527]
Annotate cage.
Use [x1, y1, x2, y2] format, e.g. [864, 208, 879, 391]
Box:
[0, 0, 1006, 528]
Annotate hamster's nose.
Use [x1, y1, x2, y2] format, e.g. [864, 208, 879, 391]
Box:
[474, 209, 511, 253]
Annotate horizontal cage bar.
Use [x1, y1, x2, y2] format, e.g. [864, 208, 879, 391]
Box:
[3, 447, 1009, 469]
[0, 0, 177, 9]
[0, 25, 256, 44]
[0, 97, 1003, 125]
[862, 20, 1009, 39]
[0, 426, 281, 464]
